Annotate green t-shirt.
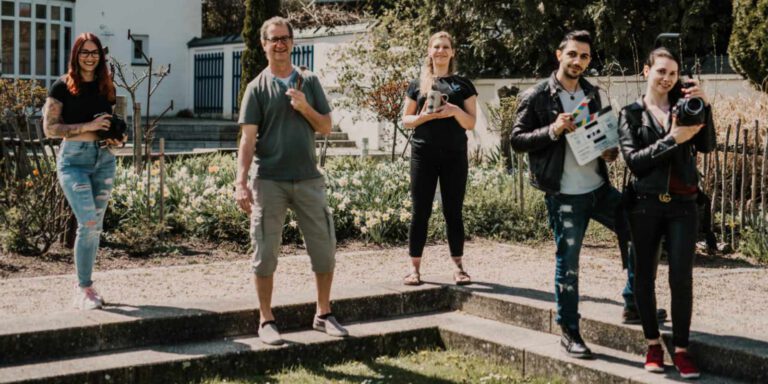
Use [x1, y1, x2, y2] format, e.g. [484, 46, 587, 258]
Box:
[238, 67, 332, 181]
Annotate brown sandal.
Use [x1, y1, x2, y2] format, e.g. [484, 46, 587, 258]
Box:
[403, 272, 422, 286]
[454, 270, 471, 286]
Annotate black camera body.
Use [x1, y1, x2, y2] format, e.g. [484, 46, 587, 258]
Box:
[94, 113, 128, 141]
[672, 81, 706, 126]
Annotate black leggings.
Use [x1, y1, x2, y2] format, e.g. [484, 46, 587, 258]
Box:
[408, 145, 468, 257]
[628, 197, 698, 348]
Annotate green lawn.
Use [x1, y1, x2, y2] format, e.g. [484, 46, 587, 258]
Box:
[203, 349, 560, 384]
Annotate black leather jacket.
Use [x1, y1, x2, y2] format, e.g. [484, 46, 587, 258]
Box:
[510, 72, 610, 194]
[617, 98, 716, 195]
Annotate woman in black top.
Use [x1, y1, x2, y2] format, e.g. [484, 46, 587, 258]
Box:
[617, 47, 715, 379]
[43, 32, 125, 310]
[401, 31, 477, 286]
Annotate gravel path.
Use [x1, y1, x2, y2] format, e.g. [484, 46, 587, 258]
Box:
[1, 239, 765, 342]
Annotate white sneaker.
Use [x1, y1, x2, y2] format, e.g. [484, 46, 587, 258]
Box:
[313, 314, 349, 337]
[73, 285, 104, 310]
[258, 321, 284, 345]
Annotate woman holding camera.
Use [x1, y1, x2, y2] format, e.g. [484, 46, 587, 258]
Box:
[43, 32, 125, 310]
[617, 47, 715, 379]
[401, 31, 477, 286]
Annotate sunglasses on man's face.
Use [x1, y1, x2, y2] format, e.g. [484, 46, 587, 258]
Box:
[265, 35, 292, 44]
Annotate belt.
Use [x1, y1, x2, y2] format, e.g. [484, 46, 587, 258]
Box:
[636, 193, 697, 203]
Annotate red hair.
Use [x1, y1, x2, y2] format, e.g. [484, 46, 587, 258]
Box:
[65, 32, 115, 103]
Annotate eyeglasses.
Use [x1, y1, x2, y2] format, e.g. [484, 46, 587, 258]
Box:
[264, 35, 292, 44]
[78, 50, 100, 58]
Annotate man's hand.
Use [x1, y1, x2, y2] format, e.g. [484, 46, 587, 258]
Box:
[601, 147, 619, 162]
[234, 183, 254, 214]
[552, 113, 576, 136]
[286, 89, 309, 114]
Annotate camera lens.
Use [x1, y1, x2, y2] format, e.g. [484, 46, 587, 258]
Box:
[684, 97, 704, 116]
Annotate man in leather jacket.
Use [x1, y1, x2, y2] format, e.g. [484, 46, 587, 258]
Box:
[510, 30, 665, 358]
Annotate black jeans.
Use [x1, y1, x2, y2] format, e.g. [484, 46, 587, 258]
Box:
[408, 145, 468, 257]
[628, 196, 698, 348]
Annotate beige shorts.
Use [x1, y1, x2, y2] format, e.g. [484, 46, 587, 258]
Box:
[249, 177, 336, 276]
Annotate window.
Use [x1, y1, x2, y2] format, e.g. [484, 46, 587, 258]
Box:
[50, 24, 60, 75]
[35, 4, 45, 19]
[35, 22, 45, 75]
[132, 35, 149, 65]
[51, 6, 60, 20]
[1, 20, 13, 74]
[19, 2, 30, 18]
[19, 21, 31, 75]
[64, 7, 71, 22]
[1, 1, 13, 16]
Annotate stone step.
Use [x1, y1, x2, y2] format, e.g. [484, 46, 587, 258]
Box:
[0, 311, 743, 384]
[0, 283, 446, 366]
[446, 280, 768, 383]
[0, 314, 444, 384]
[0, 279, 763, 382]
[439, 312, 742, 384]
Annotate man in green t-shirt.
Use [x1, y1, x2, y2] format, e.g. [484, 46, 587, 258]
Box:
[234, 16, 347, 345]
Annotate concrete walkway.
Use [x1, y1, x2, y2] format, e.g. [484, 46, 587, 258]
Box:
[2, 239, 766, 343]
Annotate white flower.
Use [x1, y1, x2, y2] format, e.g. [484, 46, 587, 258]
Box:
[352, 178, 362, 186]
[402, 199, 412, 208]
[338, 177, 349, 187]
[195, 216, 204, 224]
[338, 202, 347, 211]
[332, 192, 343, 200]
[360, 226, 368, 234]
[374, 197, 382, 203]
[382, 213, 391, 221]
[400, 211, 411, 221]
[288, 220, 298, 228]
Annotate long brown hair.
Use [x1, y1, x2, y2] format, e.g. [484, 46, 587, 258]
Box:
[65, 33, 115, 103]
[419, 31, 457, 95]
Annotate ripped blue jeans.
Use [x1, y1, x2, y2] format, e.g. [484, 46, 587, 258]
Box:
[545, 184, 627, 330]
[57, 141, 116, 288]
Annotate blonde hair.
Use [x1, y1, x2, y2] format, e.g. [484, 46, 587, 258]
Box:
[419, 31, 457, 95]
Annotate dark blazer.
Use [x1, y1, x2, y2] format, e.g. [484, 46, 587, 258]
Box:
[617, 98, 716, 195]
[510, 72, 610, 194]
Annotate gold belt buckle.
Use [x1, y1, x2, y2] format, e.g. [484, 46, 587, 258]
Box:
[659, 193, 672, 203]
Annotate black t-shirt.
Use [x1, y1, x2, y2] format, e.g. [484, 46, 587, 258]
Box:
[48, 77, 114, 124]
[406, 75, 477, 151]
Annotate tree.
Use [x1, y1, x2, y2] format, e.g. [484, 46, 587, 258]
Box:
[202, 0, 247, 37]
[239, 0, 281, 102]
[330, 0, 427, 160]
[729, 0, 768, 90]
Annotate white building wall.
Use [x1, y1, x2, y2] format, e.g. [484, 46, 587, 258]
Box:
[74, 0, 201, 117]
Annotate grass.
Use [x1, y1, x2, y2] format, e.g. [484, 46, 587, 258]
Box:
[202, 348, 560, 384]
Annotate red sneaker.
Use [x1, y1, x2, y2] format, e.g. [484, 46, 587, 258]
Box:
[673, 351, 701, 379]
[644, 344, 665, 372]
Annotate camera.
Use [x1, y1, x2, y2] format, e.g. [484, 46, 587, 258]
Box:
[672, 81, 706, 126]
[94, 113, 128, 141]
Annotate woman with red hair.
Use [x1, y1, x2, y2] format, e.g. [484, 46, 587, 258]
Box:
[43, 32, 125, 310]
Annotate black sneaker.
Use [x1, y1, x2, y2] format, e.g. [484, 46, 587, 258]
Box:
[560, 326, 593, 359]
[623, 308, 668, 324]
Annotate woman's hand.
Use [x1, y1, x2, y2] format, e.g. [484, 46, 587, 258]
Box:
[682, 79, 708, 105]
[83, 114, 112, 133]
[669, 116, 704, 144]
[425, 102, 460, 120]
[105, 134, 128, 148]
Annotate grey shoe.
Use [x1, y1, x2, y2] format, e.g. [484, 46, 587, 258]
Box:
[258, 321, 284, 345]
[313, 313, 349, 337]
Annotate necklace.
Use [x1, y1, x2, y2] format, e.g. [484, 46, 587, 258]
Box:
[556, 79, 579, 100]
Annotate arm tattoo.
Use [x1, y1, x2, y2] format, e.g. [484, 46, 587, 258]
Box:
[42, 97, 85, 138]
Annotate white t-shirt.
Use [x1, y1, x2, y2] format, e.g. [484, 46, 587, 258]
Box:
[557, 89, 604, 195]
